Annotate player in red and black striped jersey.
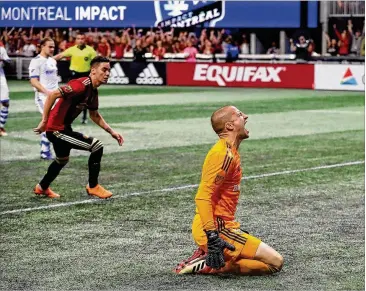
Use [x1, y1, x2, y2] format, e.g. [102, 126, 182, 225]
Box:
[33, 56, 123, 199]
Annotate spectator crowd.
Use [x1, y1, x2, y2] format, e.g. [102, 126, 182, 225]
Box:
[324, 19, 365, 57]
[0, 26, 252, 61]
[0, 20, 364, 62]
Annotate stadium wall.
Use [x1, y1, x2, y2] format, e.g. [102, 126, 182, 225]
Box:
[105, 61, 364, 91]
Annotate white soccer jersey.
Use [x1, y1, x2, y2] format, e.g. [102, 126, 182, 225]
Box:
[29, 54, 59, 92]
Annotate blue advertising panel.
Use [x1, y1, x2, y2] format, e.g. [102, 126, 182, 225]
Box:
[308, 1, 318, 28]
[0, 1, 305, 28]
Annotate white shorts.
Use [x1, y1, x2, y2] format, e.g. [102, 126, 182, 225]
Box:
[0, 77, 9, 102]
[35, 92, 46, 114]
[35, 92, 58, 114]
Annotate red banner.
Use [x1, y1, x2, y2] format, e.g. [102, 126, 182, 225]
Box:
[167, 62, 314, 89]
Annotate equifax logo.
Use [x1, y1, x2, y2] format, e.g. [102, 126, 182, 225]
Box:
[193, 64, 285, 86]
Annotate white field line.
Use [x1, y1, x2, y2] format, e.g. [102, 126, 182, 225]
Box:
[0, 160, 364, 216]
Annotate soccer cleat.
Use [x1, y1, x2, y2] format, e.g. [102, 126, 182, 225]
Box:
[174, 248, 210, 274]
[0, 128, 8, 136]
[81, 119, 88, 124]
[33, 184, 60, 198]
[86, 184, 112, 199]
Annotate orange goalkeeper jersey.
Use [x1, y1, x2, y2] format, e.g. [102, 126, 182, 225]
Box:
[195, 138, 242, 231]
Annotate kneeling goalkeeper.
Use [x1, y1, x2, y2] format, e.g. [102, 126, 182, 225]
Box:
[174, 106, 284, 275]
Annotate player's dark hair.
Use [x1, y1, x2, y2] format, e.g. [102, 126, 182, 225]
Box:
[40, 37, 54, 47]
[90, 56, 110, 68]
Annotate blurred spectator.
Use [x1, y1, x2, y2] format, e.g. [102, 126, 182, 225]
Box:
[267, 41, 279, 54]
[325, 32, 339, 56]
[153, 40, 166, 60]
[183, 40, 198, 62]
[223, 35, 239, 62]
[163, 31, 174, 53]
[290, 35, 311, 60]
[348, 19, 364, 55]
[65, 36, 75, 50]
[333, 24, 350, 56]
[202, 40, 214, 55]
[97, 36, 111, 57]
[112, 36, 129, 59]
[133, 39, 147, 62]
[307, 39, 316, 55]
[240, 34, 250, 54]
[172, 40, 183, 53]
[20, 37, 37, 57]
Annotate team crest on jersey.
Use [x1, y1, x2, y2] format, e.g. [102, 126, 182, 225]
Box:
[62, 85, 73, 93]
[214, 174, 225, 184]
[154, 0, 225, 28]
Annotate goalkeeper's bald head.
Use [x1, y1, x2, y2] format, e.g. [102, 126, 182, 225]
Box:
[211, 106, 237, 134]
[210, 106, 249, 140]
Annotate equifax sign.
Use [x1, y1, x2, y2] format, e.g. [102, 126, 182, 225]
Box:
[193, 64, 285, 86]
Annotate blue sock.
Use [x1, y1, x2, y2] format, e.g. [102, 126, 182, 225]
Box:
[40, 132, 51, 154]
[0, 106, 9, 128]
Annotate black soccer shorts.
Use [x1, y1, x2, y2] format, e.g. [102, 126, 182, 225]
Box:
[46, 129, 103, 158]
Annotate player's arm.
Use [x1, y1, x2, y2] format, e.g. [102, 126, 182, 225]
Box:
[33, 80, 84, 134]
[29, 60, 49, 94]
[33, 89, 62, 134]
[89, 110, 123, 146]
[29, 78, 49, 95]
[53, 47, 72, 60]
[195, 150, 228, 231]
[42, 90, 62, 122]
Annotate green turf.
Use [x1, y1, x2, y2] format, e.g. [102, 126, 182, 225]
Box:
[0, 82, 364, 291]
[9, 86, 216, 100]
[5, 93, 365, 132]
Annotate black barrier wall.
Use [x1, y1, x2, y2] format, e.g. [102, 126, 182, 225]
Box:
[56, 61, 167, 85]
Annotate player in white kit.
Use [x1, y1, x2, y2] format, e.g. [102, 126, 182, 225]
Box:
[0, 45, 11, 136]
[29, 38, 59, 160]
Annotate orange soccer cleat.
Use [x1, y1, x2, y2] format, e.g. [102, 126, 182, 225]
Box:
[33, 184, 60, 198]
[86, 184, 112, 199]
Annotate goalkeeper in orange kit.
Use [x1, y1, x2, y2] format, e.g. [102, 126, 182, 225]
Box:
[174, 106, 283, 275]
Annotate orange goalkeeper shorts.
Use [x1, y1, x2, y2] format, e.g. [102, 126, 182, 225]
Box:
[191, 214, 262, 261]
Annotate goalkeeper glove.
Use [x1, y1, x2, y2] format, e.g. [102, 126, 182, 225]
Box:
[205, 230, 235, 269]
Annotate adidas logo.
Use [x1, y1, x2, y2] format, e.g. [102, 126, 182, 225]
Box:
[136, 63, 163, 85]
[108, 63, 129, 84]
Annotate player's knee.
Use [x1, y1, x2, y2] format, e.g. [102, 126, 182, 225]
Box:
[270, 253, 284, 273]
[56, 156, 69, 165]
[90, 139, 104, 153]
